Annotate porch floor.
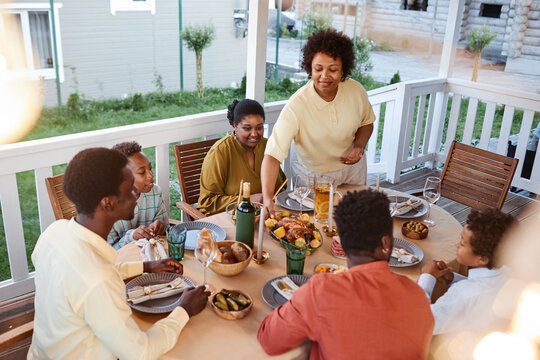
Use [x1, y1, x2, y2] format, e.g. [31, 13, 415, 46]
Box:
[367, 168, 540, 226]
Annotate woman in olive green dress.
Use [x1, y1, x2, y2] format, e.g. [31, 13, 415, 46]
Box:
[197, 99, 286, 215]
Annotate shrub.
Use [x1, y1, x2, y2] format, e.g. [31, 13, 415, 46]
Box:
[131, 93, 144, 111]
[350, 37, 374, 81]
[390, 71, 401, 84]
[303, 6, 333, 36]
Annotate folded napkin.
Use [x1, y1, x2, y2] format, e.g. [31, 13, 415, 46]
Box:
[391, 247, 419, 264]
[127, 277, 191, 304]
[271, 276, 299, 301]
[135, 236, 168, 261]
[390, 199, 423, 216]
[288, 192, 314, 210]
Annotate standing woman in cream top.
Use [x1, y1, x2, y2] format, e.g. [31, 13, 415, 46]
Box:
[262, 29, 375, 215]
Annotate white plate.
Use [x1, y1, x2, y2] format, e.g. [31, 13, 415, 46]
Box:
[261, 275, 310, 309]
[275, 191, 314, 212]
[180, 221, 227, 250]
[390, 238, 424, 267]
[125, 273, 195, 314]
[313, 263, 348, 274]
[389, 196, 428, 219]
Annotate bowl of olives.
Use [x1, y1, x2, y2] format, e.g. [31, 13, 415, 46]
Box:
[211, 289, 253, 320]
[401, 221, 429, 240]
[208, 241, 252, 276]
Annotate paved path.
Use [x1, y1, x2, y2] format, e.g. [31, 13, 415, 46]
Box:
[267, 37, 540, 94]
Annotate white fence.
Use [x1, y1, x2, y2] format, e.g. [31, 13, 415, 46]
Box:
[1, 77, 538, 301]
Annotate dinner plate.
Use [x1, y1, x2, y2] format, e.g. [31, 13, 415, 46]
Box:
[125, 273, 195, 314]
[275, 191, 314, 212]
[261, 275, 310, 309]
[313, 263, 348, 274]
[390, 238, 424, 267]
[389, 196, 428, 219]
[180, 221, 227, 250]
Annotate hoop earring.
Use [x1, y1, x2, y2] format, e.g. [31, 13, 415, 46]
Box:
[382, 248, 389, 254]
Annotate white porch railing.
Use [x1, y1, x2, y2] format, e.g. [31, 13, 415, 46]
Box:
[1, 77, 539, 301]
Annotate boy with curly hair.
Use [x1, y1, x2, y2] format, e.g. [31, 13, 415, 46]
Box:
[418, 208, 516, 335]
[108, 141, 168, 249]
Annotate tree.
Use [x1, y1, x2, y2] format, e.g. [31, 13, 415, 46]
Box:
[181, 23, 216, 98]
[350, 37, 374, 81]
[467, 26, 496, 82]
[303, 6, 333, 37]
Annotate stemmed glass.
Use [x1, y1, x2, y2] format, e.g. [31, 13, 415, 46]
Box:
[294, 174, 311, 215]
[423, 177, 441, 227]
[194, 234, 218, 292]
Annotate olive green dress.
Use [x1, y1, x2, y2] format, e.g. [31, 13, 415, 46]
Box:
[197, 133, 286, 215]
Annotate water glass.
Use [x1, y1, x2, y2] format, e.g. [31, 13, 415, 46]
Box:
[283, 241, 307, 275]
[166, 224, 187, 261]
[423, 177, 441, 227]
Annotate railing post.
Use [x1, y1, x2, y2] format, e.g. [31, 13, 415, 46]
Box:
[426, 89, 449, 168]
[246, 0, 269, 104]
[385, 82, 411, 183]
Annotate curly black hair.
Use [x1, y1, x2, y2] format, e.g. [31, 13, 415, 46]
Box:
[112, 141, 142, 158]
[226, 98, 265, 127]
[301, 28, 355, 80]
[466, 208, 516, 269]
[334, 189, 393, 255]
[64, 148, 128, 215]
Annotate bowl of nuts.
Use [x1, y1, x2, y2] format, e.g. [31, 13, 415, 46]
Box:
[401, 221, 429, 240]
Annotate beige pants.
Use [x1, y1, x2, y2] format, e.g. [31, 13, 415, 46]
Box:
[289, 143, 367, 187]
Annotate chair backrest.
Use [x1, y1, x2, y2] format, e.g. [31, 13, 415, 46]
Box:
[440, 140, 519, 210]
[45, 174, 77, 220]
[173, 138, 220, 206]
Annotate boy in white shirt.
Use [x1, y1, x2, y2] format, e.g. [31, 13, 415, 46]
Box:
[418, 208, 516, 335]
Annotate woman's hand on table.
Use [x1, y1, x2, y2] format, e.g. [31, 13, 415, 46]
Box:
[421, 260, 454, 282]
[339, 146, 364, 165]
[148, 220, 166, 236]
[179, 285, 211, 317]
[143, 258, 183, 274]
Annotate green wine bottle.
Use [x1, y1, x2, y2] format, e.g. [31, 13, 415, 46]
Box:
[236, 182, 255, 248]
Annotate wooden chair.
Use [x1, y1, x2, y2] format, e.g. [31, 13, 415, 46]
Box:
[0, 293, 34, 358]
[173, 138, 220, 221]
[439, 140, 519, 210]
[45, 174, 77, 220]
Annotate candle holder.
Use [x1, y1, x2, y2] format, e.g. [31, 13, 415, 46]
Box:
[252, 250, 269, 265]
[322, 225, 337, 237]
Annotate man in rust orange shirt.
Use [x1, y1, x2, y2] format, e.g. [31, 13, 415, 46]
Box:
[258, 189, 434, 359]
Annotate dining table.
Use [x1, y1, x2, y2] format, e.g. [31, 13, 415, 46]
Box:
[116, 186, 463, 359]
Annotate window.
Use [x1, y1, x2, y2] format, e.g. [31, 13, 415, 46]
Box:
[480, 3, 502, 18]
[401, 0, 428, 11]
[0, 3, 64, 80]
[110, 0, 156, 15]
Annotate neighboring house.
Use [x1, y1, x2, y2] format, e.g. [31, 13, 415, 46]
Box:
[1, 0, 250, 107]
[295, 0, 540, 76]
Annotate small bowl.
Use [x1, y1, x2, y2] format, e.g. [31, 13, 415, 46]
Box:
[208, 241, 252, 276]
[210, 290, 253, 320]
[225, 202, 263, 225]
[401, 221, 429, 240]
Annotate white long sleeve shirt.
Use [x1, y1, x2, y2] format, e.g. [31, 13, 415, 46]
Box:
[418, 267, 508, 335]
[29, 218, 189, 360]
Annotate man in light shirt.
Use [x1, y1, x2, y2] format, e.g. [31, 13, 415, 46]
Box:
[29, 147, 209, 360]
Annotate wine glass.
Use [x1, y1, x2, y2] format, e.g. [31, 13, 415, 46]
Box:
[294, 174, 311, 215]
[194, 234, 218, 292]
[423, 177, 441, 227]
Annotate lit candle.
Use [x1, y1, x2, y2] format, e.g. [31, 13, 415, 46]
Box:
[376, 172, 380, 191]
[257, 207, 265, 260]
[328, 184, 334, 231]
